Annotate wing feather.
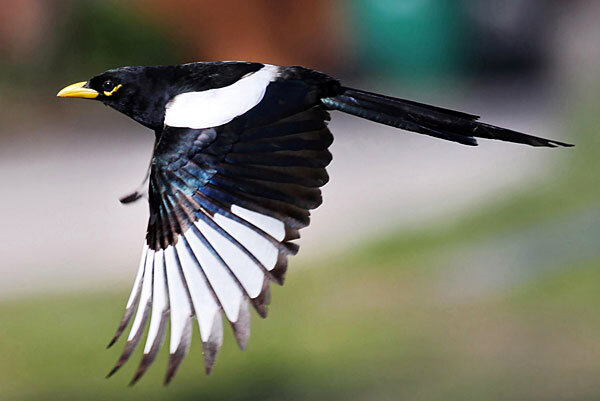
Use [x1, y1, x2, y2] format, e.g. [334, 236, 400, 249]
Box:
[107, 244, 148, 348]
[184, 228, 244, 322]
[109, 90, 333, 382]
[164, 246, 194, 384]
[130, 251, 168, 384]
[107, 249, 154, 377]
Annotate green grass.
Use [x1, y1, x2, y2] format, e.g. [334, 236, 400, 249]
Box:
[1, 93, 599, 401]
[2, 251, 599, 401]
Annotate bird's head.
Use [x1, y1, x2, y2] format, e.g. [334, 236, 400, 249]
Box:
[57, 66, 171, 130]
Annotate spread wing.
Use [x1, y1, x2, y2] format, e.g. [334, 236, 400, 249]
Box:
[107, 95, 333, 384]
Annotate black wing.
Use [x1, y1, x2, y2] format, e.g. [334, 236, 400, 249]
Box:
[107, 77, 335, 384]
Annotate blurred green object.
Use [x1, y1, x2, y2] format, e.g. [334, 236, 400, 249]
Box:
[1, 0, 183, 91]
[349, 0, 467, 80]
[51, 0, 183, 79]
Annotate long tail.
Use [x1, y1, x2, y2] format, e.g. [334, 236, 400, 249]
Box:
[321, 87, 572, 147]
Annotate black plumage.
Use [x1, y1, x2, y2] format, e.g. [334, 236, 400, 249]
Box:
[57, 61, 572, 384]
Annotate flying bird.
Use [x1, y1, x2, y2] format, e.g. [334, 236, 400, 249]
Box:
[57, 61, 571, 384]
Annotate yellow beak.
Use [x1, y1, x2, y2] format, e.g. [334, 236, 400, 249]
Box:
[56, 81, 99, 99]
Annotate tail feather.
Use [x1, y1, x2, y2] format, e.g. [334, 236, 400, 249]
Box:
[322, 87, 573, 148]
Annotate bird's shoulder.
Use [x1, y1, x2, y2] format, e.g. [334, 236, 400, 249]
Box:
[160, 61, 339, 93]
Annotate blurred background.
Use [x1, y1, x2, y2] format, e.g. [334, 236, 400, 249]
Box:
[1, 1, 599, 400]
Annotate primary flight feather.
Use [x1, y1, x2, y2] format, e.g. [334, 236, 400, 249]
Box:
[57, 61, 571, 384]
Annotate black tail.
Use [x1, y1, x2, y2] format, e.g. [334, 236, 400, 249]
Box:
[321, 87, 572, 148]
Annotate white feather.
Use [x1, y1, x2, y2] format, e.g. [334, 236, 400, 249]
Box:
[214, 212, 279, 271]
[231, 205, 286, 241]
[126, 244, 149, 309]
[184, 229, 243, 322]
[127, 249, 154, 341]
[144, 250, 168, 353]
[197, 216, 265, 298]
[164, 246, 192, 353]
[175, 238, 220, 342]
[164, 65, 279, 129]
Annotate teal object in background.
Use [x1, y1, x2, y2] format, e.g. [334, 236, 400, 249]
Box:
[348, 0, 467, 81]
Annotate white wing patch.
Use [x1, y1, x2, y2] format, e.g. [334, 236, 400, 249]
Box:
[213, 212, 279, 270]
[127, 250, 154, 342]
[175, 239, 220, 343]
[184, 227, 244, 322]
[125, 245, 148, 310]
[109, 205, 291, 383]
[231, 204, 286, 241]
[196, 217, 265, 298]
[143, 250, 167, 353]
[164, 247, 193, 354]
[164, 64, 280, 129]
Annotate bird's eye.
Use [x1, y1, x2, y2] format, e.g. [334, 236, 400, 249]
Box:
[102, 80, 114, 91]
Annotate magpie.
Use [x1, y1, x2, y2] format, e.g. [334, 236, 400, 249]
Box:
[57, 61, 571, 384]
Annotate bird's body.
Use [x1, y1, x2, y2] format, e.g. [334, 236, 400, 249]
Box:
[57, 61, 571, 384]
